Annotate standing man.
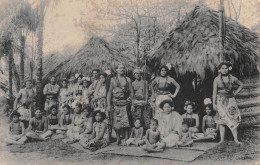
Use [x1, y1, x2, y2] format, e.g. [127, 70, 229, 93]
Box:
[132, 67, 149, 128]
[107, 64, 134, 145]
[13, 78, 36, 128]
[88, 69, 100, 106]
[43, 76, 60, 114]
[73, 74, 84, 104]
[59, 78, 70, 113]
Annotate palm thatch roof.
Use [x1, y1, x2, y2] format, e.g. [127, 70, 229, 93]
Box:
[44, 37, 135, 80]
[147, 5, 260, 80]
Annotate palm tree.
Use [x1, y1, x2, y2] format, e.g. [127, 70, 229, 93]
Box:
[13, 1, 38, 88]
[33, 0, 48, 108]
[0, 32, 15, 113]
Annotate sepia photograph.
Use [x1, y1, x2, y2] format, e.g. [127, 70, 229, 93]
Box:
[0, 0, 259, 164]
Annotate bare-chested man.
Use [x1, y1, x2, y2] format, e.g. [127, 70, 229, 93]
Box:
[43, 76, 60, 114]
[13, 79, 36, 128]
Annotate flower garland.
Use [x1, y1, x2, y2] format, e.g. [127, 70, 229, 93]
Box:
[220, 74, 232, 92]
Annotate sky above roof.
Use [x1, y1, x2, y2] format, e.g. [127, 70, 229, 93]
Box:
[1, 0, 260, 55]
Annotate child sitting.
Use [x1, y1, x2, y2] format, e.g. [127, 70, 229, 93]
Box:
[58, 105, 73, 134]
[182, 101, 199, 134]
[5, 111, 27, 145]
[126, 118, 144, 146]
[176, 121, 193, 147]
[82, 110, 109, 152]
[142, 118, 166, 152]
[202, 104, 218, 139]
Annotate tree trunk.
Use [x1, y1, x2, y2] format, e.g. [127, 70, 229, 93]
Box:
[7, 42, 13, 111]
[20, 35, 25, 87]
[11, 54, 20, 92]
[35, 2, 45, 109]
[136, 33, 140, 67]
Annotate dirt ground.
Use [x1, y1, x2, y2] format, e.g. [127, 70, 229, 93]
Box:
[1, 122, 260, 165]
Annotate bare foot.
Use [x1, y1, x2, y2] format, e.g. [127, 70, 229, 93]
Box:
[116, 139, 121, 145]
[218, 140, 224, 144]
[235, 141, 243, 146]
[120, 139, 126, 146]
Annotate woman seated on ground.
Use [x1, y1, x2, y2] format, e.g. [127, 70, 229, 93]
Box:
[197, 100, 218, 140]
[79, 105, 93, 147]
[5, 111, 27, 145]
[157, 100, 183, 147]
[26, 109, 48, 141]
[66, 103, 85, 144]
[58, 105, 73, 134]
[82, 110, 109, 152]
[182, 101, 199, 134]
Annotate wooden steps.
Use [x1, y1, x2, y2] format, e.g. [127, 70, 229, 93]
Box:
[240, 105, 260, 118]
[238, 76, 260, 127]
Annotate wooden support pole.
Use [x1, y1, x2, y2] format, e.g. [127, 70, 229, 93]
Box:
[219, 0, 226, 62]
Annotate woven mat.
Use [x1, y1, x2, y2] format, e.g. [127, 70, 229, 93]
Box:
[61, 139, 219, 161]
[102, 146, 205, 162]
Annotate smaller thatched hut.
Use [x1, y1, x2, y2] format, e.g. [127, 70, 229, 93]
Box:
[147, 5, 260, 80]
[44, 37, 135, 80]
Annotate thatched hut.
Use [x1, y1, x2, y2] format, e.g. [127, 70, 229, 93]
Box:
[147, 5, 260, 80]
[43, 37, 135, 80]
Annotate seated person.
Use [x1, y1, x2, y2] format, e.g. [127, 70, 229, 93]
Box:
[26, 109, 48, 141]
[176, 121, 193, 147]
[5, 111, 27, 145]
[142, 119, 166, 152]
[66, 103, 84, 143]
[81, 111, 109, 152]
[41, 105, 60, 138]
[126, 118, 144, 146]
[202, 104, 218, 139]
[79, 105, 93, 147]
[58, 105, 73, 134]
[182, 101, 199, 134]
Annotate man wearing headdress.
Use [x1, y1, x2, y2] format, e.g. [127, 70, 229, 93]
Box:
[43, 76, 60, 114]
[132, 67, 149, 128]
[107, 64, 134, 145]
[14, 78, 36, 128]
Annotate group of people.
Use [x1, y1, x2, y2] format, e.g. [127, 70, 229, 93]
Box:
[6, 61, 244, 152]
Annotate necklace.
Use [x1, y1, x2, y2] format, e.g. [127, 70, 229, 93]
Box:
[220, 74, 232, 91]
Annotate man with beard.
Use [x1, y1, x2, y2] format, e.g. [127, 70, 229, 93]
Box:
[25, 109, 48, 141]
[107, 64, 134, 145]
[43, 76, 60, 114]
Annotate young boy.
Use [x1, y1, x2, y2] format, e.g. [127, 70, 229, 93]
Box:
[126, 118, 144, 146]
[5, 111, 27, 145]
[176, 122, 193, 147]
[142, 118, 166, 152]
[25, 109, 48, 141]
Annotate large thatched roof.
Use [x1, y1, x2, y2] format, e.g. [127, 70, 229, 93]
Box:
[44, 37, 135, 80]
[147, 5, 260, 79]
